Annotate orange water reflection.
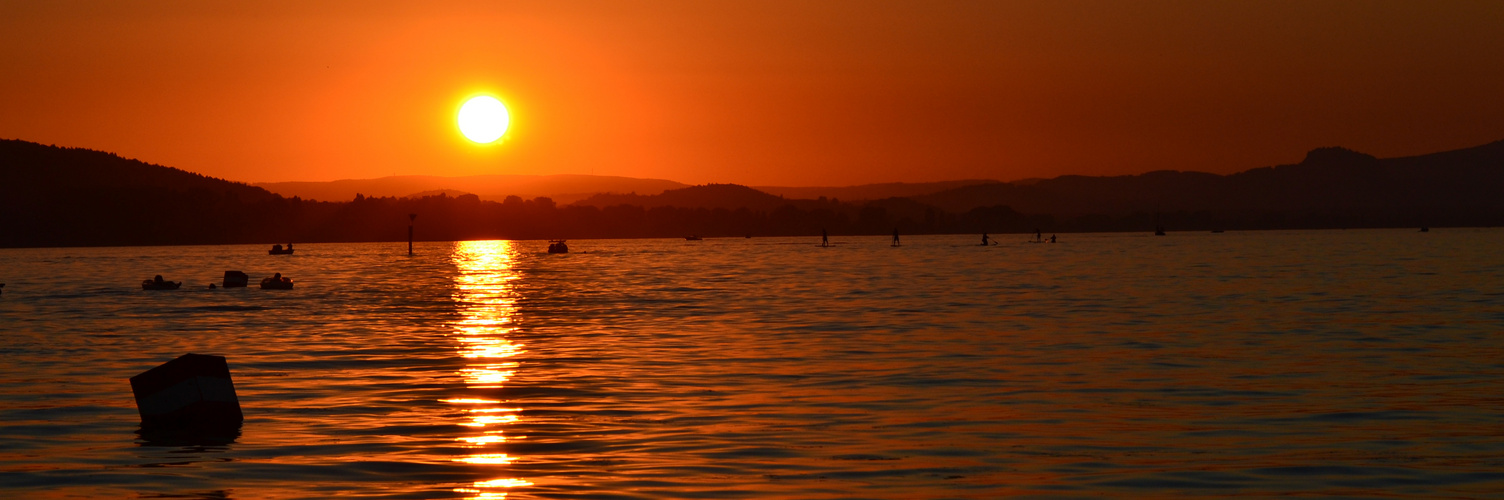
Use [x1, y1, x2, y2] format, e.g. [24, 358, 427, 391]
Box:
[446, 240, 530, 498]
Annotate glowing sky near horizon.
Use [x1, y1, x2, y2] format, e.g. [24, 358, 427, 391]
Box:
[1, 1, 1502, 186]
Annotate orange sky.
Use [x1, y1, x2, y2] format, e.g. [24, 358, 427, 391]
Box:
[3, 1, 1503, 186]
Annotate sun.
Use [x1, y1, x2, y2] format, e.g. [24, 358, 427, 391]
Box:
[458, 96, 510, 144]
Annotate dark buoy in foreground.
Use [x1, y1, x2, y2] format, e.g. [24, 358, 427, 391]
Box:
[130, 353, 243, 430]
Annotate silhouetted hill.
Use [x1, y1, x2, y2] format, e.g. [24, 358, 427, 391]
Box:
[256, 174, 688, 205]
[917, 140, 1504, 230]
[751, 180, 997, 202]
[0, 140, 289, 247]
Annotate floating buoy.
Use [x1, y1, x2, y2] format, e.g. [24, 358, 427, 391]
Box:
[223, 270, 249, 288]
[129, 353, 243, 430]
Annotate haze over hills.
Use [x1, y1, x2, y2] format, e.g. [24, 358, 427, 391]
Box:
[745, 180, 999, 202]
[4, 137, 1504, 248]
[574, 184, 815, 212]
[255, 175, 996, 205]
[255, 174, 689, 205]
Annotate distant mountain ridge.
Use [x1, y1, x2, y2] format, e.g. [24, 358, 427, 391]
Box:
[255, 174, 688, 205]
[573, 184, 807, 211]
[915, 140, 1504, 226]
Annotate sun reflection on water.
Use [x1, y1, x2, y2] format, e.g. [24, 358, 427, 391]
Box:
[446, 240, 530, 498]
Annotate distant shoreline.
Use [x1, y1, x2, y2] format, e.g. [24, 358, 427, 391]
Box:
[1, 226, 1490, 251]
[5, 138, 1503, 248]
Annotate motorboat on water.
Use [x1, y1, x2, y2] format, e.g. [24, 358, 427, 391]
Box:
[548, 240, 569, 254]
[142, 276, 182, 290]
[269, 244, 295, 255]
[261, 274, 294, 289]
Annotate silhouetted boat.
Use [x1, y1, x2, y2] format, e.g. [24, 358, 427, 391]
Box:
[548, 240, 569, 254]
[141, 279, 182, 290]
[260, 276, 294, 290]
[685, 235, 703, 241]
[1154, 225, 1166, 236]
[1419, 226, 1430, 232]
[268, 244, 294, 255]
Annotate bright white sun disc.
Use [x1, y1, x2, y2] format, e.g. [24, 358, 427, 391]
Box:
[458, 96, 509, 143]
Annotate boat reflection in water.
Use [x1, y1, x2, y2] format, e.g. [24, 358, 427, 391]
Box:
[446, 241, 533, 498]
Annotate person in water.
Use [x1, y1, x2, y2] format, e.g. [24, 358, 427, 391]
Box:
[1050, 234, 1057, 243]
[982, 233, 990, 246]
[892, 228, 900, 246]
[821, 229, 829, 247]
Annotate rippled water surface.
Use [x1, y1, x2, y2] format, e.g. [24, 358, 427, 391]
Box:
[2, 230, 1503, 498]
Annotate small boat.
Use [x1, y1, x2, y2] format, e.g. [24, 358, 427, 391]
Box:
[1154, 225, 1166, 236]
[1419, 227, 1430, 233]
[142, 278, 182, 290]
[268, 244, 294, 255]
[548, 239, 569, 254]
[260, 275, 294, 290]
[685, 235, 703, 241]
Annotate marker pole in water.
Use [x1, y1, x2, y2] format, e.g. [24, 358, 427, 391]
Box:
[408, 213, 417, 256]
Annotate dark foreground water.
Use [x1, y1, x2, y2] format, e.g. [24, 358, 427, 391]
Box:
[1, 230, 1503, 499]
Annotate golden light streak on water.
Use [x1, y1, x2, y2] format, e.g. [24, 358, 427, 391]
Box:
[455, 454, 515, 464]
[452, 491, 508, 500]
[455, 478, 534, 499]
[458, 434, 507, 445]
[448, 240, 528, 491]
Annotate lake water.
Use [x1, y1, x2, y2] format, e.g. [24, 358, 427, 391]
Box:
[2, 230, 1503, 499]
